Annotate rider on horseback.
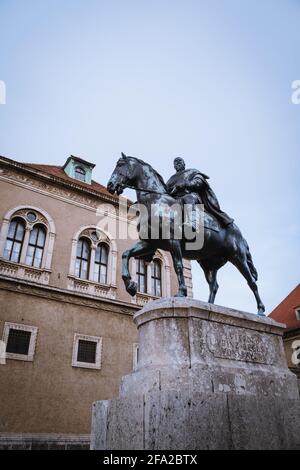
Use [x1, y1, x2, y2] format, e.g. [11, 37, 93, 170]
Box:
[166, 157, 233, 228]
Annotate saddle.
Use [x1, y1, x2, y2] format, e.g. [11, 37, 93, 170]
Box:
[184, 208, 220, 233]
[177, 194, 220, 233]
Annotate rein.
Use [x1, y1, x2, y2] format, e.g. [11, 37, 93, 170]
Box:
[122, 183, 166, 195]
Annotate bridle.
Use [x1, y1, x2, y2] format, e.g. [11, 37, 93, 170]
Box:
[114, 165, 167, 195]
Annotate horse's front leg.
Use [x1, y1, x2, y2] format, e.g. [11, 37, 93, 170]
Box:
[169, 240, 187, 297]
[122, 240, 154, 297]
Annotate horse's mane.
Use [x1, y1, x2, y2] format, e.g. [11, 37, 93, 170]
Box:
[128, 156, 167, 190]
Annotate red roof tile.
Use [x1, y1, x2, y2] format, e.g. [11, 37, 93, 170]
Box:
[269, 284, 300, 331]
[24, 163, 119, 201]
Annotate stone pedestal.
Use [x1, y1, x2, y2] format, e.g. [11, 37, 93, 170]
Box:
[91, 298, 300, 450]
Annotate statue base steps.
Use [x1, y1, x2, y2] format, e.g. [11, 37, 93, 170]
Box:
[91, 298, 300, 450]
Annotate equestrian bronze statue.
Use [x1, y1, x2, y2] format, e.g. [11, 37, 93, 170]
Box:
[107, 153, 265, 316]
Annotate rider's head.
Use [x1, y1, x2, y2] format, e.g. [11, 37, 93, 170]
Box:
[174, 157, 185, 172]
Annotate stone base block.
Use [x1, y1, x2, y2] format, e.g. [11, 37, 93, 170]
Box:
[91, 391, 300, 450]
[91, 298, 300, 450]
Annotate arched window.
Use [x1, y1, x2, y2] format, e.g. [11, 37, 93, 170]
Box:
[3, 218, 25, 263]
[25, 224, 46, 268]
[136, 258, 147, 294]
[151, 259, 162, 296]
[75, 166, 86, 182]
[94, 243, 108, 284]
[75, 238, 91, 280]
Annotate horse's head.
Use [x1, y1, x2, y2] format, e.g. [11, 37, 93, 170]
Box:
[107, 153, 137, 195]
[107, 153, 167, 196]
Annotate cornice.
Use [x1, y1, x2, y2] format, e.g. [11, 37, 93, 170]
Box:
[0, 274, 139, 316]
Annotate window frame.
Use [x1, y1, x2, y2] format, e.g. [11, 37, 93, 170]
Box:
[94, 243, 109, 284]
[3, 217, 26, 263]
[151, 259, 162, 297]
[72, 333, 102, 370]
[25, 223, 47, 268]
[75, 237, 91, 280]
[0, 207, 55, 284]
[136, 258, 147, 294]
[2, 322, 38, 362]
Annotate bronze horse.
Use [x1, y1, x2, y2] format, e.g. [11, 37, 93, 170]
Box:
[107, 154, 265, 316]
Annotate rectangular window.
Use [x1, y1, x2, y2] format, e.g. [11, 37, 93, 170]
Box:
[136, 258, 147, 294]
[72, 334, 102, 370]
[11, 242, 22, 262]
[3, 239, 13, 260]
[6, 329, 31, 355]
[77, 340, 97, 364]
[2, 322, 38, 362]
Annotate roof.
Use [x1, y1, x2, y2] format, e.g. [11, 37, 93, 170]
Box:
[269, 284, 300, 331]
[25, 162, 116, 197]
[0, 154, 135, 208]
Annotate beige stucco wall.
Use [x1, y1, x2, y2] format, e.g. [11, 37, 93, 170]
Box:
[0, 172, 184, 299]
[0, 178, 139, 299]
[0, 283, 138, 433]
[0, 160, 193, 435]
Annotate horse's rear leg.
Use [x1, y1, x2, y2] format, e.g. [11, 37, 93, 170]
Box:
[203, 266, 219, 304]
[230, 255, 265, 316]
[198, 257, 226, 304]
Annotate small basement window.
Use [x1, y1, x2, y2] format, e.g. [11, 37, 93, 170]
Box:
[2, 322, 38, 361]
[77, 340, 97, 363]
[7, 329, 31, 355]
[72, 334, 102, 370]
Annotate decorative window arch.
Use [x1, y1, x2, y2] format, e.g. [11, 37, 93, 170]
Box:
[68, 226, 117, 299]
[0, 206, 56, 284]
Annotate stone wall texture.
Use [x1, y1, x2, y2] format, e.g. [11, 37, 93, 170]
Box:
[91, 298, 300, 450]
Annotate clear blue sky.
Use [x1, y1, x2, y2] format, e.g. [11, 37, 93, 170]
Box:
[0, 0, 299, 313]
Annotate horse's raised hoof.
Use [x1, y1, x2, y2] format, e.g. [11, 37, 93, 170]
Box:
[257, 305, 266, 317]
[126, 280, 137, 297]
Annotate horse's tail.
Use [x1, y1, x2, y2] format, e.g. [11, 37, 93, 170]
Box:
[246, 246, 258, 281]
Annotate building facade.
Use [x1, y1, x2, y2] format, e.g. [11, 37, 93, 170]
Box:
[269, 284, 300, 380]
[0, 154, 193, 449]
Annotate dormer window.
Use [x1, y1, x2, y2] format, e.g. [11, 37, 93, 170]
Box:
[75, 166, 86, 182]
[63, 155, 95, 185]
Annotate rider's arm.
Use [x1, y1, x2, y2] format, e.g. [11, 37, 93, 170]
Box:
[186, 174, 206, 192]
